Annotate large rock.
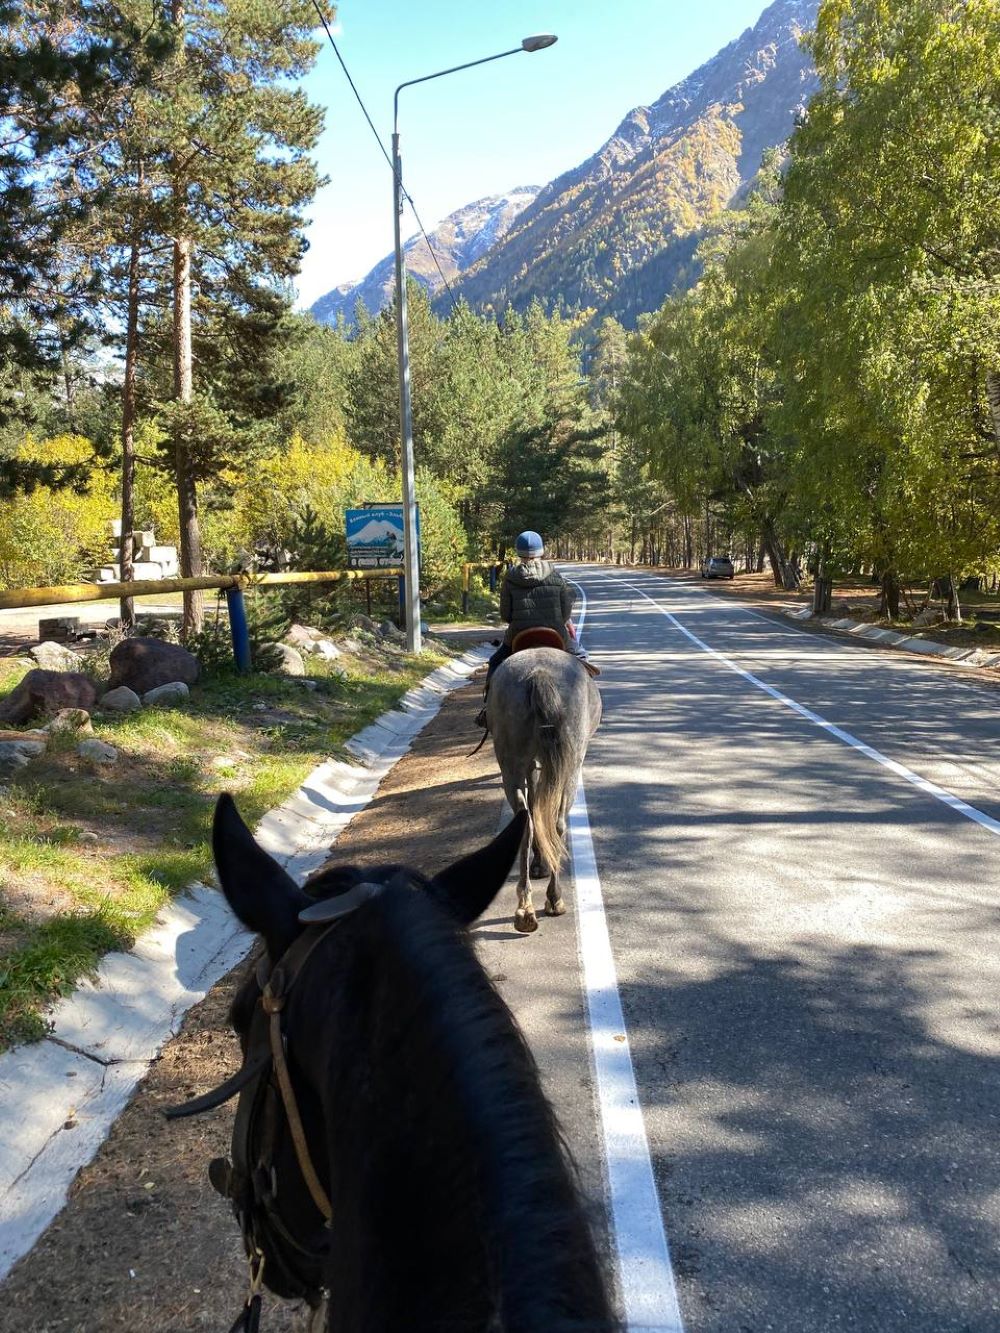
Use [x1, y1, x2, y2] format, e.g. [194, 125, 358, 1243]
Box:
[99, 686, 142, 713]
[285, 624, 322, 653]
[349, 614, 378, 634]
[0, 738, 47, 780]
[78, 738, 118, 765]
[313, 638, 341, 660]
[108, 636, 199, 694]
[378, 620, 405, 644]
[270, 644, 305, 676]
[0, 670, 99, 726]
[142, 681, 189, 707]
[29, 641, 83, 672]
[41, 708, 94, 736]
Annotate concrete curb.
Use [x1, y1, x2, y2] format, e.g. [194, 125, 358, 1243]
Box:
[782, 605, 1000, 671]
[0, 642, 490, 1281]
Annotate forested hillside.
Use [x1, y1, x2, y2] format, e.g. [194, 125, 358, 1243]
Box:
[445, 0, 819, 327]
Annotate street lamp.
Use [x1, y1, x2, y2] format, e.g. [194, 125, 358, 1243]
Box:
[392, 34, 558, 652]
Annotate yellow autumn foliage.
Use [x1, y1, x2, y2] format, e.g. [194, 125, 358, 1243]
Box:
[210, 432, 389, 560]
[205, 433, 466, 590]
[0, 435, 117, 590]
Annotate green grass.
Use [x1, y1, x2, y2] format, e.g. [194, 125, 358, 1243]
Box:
[0, 910, 121, 1045]
[0, 639, 448, 1049]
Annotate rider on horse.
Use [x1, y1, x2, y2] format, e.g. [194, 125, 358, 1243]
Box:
[476, 530, 599, 727]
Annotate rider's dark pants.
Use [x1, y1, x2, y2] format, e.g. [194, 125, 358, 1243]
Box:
[484, 643, 512, 694]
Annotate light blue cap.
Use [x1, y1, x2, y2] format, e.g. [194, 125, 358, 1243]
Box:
[515, 530, 544, 557]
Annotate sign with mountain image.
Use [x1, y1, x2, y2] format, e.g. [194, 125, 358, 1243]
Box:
[345, 505, 418, 568]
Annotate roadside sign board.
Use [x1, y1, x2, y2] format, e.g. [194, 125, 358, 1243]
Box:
[345, 505, 419, 569]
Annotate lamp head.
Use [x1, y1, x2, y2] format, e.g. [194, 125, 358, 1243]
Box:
[521, 34, 558, 52]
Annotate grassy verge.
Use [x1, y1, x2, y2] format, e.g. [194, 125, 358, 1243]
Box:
[0, 638, 448, 1048]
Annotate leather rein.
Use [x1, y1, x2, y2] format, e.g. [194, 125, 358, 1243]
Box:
[165, 880, 383, 1330]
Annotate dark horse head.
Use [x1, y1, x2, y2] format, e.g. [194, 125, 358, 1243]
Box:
[210, 793, 616, 1332]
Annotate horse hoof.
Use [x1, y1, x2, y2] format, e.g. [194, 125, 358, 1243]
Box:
[545, 898, 566, 917]
[514, 909, 538, 934]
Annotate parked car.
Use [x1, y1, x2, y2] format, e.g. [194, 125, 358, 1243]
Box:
[701, 555, 735, 579]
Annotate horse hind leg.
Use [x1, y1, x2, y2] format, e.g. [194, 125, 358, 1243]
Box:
[528, 762, 546, 879]
[544, 870, 565, 916]
[544, 781, 575, 917]
[513, 792, 538, 934]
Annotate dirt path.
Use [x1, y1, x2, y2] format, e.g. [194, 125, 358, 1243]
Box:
[0, 676, 503, 1333]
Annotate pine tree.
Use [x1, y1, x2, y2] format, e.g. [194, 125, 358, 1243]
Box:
[0, 1, 134, 491]
[150, 0, 331, 636]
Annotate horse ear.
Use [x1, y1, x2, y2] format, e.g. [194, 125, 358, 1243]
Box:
[212, 794, 310, 958]
[428, 809, 528, 924]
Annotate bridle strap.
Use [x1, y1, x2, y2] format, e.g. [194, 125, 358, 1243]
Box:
[263, 976, 333, 1222]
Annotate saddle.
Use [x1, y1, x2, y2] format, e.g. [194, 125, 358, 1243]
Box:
[511, 626, 566, 653]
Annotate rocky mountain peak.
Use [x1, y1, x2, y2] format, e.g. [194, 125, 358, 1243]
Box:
[445, 0, 820, 327]
[309, 0, 822, 332]
[310, 188, 540, 327]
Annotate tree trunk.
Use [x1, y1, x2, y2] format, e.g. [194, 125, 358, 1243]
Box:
[812, 542, 833, 615]
[879, 569, 900, 619]
[170, 0, 202, 639]
[173, 233, 203, 638]
[119, 162, 143, 632]
[60, 341, 76, 430]
[761, 521, 799, 590]
[986, 369, 1000, 458]
[945, 572, 961, 623]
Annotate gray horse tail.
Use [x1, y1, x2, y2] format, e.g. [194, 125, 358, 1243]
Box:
[527, 671, 575, 874]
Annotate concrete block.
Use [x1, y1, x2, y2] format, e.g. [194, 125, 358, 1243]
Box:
[899, 637, 950, 657]
[285, 847, 335, 885]
[45, 885, 252, 1065]
[141, 545, 178, 564]
[255, 806, 326, 860]
[37, 616, 80, 642]
[373, 708, 425, 738]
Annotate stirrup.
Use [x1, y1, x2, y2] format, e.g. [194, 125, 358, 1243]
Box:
[474, 706, 488, 728]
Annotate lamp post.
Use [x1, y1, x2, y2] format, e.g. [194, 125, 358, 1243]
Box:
[392, 34, 558, 653]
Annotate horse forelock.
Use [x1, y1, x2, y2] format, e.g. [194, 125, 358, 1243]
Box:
[303, 860, 429, 901]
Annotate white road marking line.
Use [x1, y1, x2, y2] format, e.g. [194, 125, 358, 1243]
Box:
[570, 781, 685, 1333]
[603, 568, 998, 692]
[566, 574, 685, 1330]
[621, 579, 1000, 839]
[568, 578, 588, 638]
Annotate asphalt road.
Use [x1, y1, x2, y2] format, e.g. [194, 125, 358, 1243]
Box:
[546, 565, 1000, 1332]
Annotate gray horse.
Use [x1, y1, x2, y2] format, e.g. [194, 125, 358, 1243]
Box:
[487, 648, 602, 933]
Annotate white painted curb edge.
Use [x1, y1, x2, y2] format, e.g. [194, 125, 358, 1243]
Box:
[782, 606, 1000, 670]
[0, 642, 491, 1282]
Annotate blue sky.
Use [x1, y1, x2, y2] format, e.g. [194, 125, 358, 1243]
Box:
[296, 0, 774, 309]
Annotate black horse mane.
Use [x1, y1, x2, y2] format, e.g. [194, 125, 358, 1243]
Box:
[273, 860, 617, 1332]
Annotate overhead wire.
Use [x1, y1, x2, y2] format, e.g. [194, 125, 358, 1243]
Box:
[309, 0, 462, 313]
